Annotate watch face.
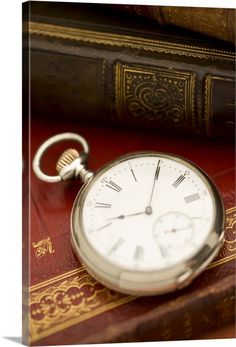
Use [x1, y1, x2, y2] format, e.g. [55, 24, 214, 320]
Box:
[77, 153, 217, 273]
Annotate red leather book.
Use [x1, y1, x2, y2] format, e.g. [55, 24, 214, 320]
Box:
[22, 114, 235, 345]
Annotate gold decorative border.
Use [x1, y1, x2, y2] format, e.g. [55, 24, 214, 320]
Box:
[115, 62, 196, 131]
[204, 75, 235, 136]
[29, 206, 235, 343]
[207, 206, 236, 268]
[30, 268, 80, 292]
[207, 254, 236, 269]
[29, 268, 134, 343]
[28, 21, 235, 62]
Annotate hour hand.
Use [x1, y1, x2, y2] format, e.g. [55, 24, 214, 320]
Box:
[107, 211, 145, 221]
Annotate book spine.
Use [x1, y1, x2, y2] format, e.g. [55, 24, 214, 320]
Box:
[28, 22, 235, 140]
[114, 5, 236, 44]
[80, 274, 235, 343]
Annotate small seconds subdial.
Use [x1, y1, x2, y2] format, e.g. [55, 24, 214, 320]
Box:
[153, 212, 195, 257]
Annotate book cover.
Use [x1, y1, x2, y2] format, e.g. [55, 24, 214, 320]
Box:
[114, 5, 235, 44]
[23, 115, 235, 345]
[23, 2, 235, 140]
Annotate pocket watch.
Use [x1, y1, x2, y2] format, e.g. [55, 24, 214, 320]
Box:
[33, 133, 225, 296]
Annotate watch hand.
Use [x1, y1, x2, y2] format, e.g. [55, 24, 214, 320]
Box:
[147, 160, 161, 208]
[165, 225, 192, 233]
[97, 222, 112, 231]
[107, 211, 145, 221]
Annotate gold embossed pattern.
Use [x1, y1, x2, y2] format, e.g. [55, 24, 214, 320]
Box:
[116, 63, 196, 132]
[32, 237, 55, 258]
[207, 206, 236, 269]
[28, 21, 235, 62]
[28, 207, 235, 342]
[29, 268, 133, 342]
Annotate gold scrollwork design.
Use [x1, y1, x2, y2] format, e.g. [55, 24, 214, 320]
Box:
[116, 63, 196, 132]
[32, 237, 55, 258]
[29, 268, 133, 342]
[29, 208, 235, 341]
[224, 207, 236, 252]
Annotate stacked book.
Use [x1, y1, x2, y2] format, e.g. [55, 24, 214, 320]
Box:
[23, 2, 235, 345]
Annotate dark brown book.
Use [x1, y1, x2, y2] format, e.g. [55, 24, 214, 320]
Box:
[114, 5, 236, 44]
[24, 2, 235, 140]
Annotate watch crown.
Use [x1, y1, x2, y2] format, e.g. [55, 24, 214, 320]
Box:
[56, 148, 80, 173]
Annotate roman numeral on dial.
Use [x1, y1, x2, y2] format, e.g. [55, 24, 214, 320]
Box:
[95, 202, 111, 208]
[108, 238, 124, 255]
[172, 174, 185, 188]
[130, 168, 137, 182]
[134, 245, 143, 261]
[106, 180, 122, 192]
[184, 193, 200, 203]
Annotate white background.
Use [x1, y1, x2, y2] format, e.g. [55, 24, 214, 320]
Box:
[0, 0, 235, 346]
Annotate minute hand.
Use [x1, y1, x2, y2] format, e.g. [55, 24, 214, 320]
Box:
[148, 160, 161, 207]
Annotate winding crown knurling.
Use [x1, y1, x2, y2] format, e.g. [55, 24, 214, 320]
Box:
[56, 148, 80, 173]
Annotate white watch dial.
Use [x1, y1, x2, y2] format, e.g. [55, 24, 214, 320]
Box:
[81, 155, 214, 271]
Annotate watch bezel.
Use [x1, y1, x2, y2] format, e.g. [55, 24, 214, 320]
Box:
[71, 151, 225, 296]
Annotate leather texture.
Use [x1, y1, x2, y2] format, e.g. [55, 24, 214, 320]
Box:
[24, 2, 235, 140]
[115, 5, 236, 44]
[22, 114, 235, 345]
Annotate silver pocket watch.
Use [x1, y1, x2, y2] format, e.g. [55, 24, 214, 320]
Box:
[33, 133, 225, 296]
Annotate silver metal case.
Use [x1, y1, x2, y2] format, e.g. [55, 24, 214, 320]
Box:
[71, 152, 225, 296]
